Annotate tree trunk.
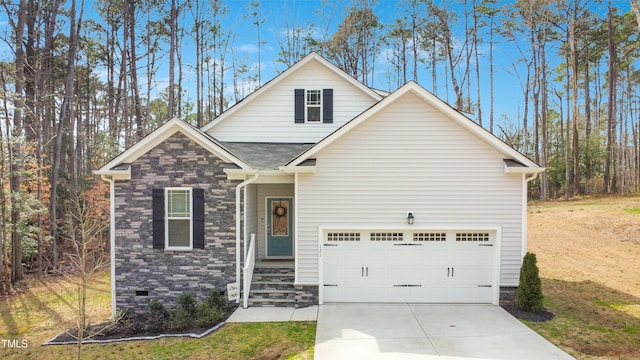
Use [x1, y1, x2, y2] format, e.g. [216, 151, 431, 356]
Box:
[50, 0, 84, 270]
[569, 22, 580, 195]
[604, 0, 616, 193]
[10, 0, 27, 283]
[0, 66, 12, 290]
[128, 0, 143, 141]
[539, 39, 549, 201]
[168, 0, 177, 119]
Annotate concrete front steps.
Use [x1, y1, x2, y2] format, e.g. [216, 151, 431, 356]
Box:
[247, 261, 296, 307]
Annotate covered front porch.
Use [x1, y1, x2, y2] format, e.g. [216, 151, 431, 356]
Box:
[240, 182, 305, 308]
[222, 142, 317, 308]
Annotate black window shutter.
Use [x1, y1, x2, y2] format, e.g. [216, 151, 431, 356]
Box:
[152, 189, 165, 249]
[294, 89, 305, 123]
[323, 88, 333, 123]
[192, 188, 205, 249]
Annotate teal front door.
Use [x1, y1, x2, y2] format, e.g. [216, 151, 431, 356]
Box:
[266, 198, 293, 257]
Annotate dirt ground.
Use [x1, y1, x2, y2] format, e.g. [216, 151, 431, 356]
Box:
[528, 196, 640, 301]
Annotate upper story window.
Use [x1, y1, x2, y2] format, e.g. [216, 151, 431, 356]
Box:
[295, 88, 333, 124]
[306, 90, 322, 122]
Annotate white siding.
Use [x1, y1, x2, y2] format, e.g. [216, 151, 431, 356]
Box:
[254, 184, 295, 259]
[207, 60, 378, 143]
[296, 92, 524, 286]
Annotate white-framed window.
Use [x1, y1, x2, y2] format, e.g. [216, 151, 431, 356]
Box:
[165, 187, 192, 250]
[306, 89, 322, 122]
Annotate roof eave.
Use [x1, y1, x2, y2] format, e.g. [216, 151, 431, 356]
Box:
[97, 118, 251, 174]
[504, 165, 546, 174]
[279, 165, 317, 174]
[94, 169, 131, 180]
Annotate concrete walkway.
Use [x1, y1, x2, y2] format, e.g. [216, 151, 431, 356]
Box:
[227, 305, 318, 323]
[315, 304, 575, 360]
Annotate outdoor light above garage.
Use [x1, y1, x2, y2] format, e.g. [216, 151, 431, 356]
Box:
[407, 211, 415, 225]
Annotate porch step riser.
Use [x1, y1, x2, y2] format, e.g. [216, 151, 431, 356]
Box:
[253, 267, 294, 275]
[250, 294, 295, 301]
[251, 274, 294, 283]
[252, 283, 295, 291]
[248, 300, 296, 307]
[248, 265, 296, 307]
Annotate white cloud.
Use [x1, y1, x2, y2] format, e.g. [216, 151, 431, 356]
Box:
[237, 43, 259, 53]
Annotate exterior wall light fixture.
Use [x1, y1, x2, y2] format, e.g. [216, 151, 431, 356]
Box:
[407, 211, 415, 225]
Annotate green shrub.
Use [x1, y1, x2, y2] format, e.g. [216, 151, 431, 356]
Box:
[145, 299, 169, 333]
[206, 288, 227, 310]
[170, 308, 193, 331]
[119, 312, 145, 335]
[194, 302, 224, 328]
[516, 252, 544, 312]
[177, 292, 197, 315]
[149, 299, 167, 314]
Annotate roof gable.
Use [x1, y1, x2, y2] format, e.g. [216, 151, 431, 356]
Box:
[286, 81, 543, 172]
[96, 118, 250, 177]
[200, 52, 383, 134]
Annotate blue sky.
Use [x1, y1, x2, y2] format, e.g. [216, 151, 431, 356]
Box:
[1, 0, 634, 130]
[187, 0, 632, 128]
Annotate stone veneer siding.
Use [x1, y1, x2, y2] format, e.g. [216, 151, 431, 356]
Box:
[294, 285, 318, 308]
[499, 286, 518, 305]
[114, 132, 240, 313]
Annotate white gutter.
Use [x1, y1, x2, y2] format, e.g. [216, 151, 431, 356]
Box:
[100, 175, 117, 318]
[235, 172, 259, 302]
[521, 172, 540, 259]
[525, 173, 539, 183]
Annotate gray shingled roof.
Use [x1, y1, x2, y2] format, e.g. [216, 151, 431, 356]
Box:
[220, 142, 314, 170]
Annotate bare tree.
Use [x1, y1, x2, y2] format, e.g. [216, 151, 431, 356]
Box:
[168, 0, 178, 118]
[326, 1, 381, 86]
[59, 184, 110, 360]
[245, 1, 266, 87]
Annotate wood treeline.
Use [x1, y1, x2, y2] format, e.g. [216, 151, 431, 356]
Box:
[0, 0, 638, 285]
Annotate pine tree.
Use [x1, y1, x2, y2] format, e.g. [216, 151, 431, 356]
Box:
[516, 252, 544, 312]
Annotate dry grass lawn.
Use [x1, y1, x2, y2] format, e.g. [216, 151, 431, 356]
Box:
[528, 196, 640, 359]
[0, 273, 314, 359]
[2, 195, 639, 359]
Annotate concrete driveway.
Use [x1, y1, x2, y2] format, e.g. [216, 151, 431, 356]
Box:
[314, 304, 574, 360]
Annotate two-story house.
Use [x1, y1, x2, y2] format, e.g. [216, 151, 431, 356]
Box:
[96, 53, 544, 316]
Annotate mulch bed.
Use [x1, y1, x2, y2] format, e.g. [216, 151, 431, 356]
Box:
[502, 305, 555, 322]
[43, 305, 237, 345]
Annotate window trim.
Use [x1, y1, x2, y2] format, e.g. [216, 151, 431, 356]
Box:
[165, 187, 193, 250]
[305, 89, 322, 122]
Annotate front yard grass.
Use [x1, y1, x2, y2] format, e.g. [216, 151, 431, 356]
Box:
[3, 195, 640, 359]
[527, 279, 640, 359]
[0, 271, 315, 359]
[528, 196, 640, 359]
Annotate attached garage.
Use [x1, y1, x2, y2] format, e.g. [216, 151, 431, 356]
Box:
[320, 229, 499, 304]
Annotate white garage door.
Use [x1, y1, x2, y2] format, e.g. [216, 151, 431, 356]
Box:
[322, 230, 496, 303]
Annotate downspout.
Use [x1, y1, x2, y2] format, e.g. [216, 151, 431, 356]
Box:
[235, 172, 259, 302]
[101, 175, 117, 318]
[522, 173, 539, 258]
